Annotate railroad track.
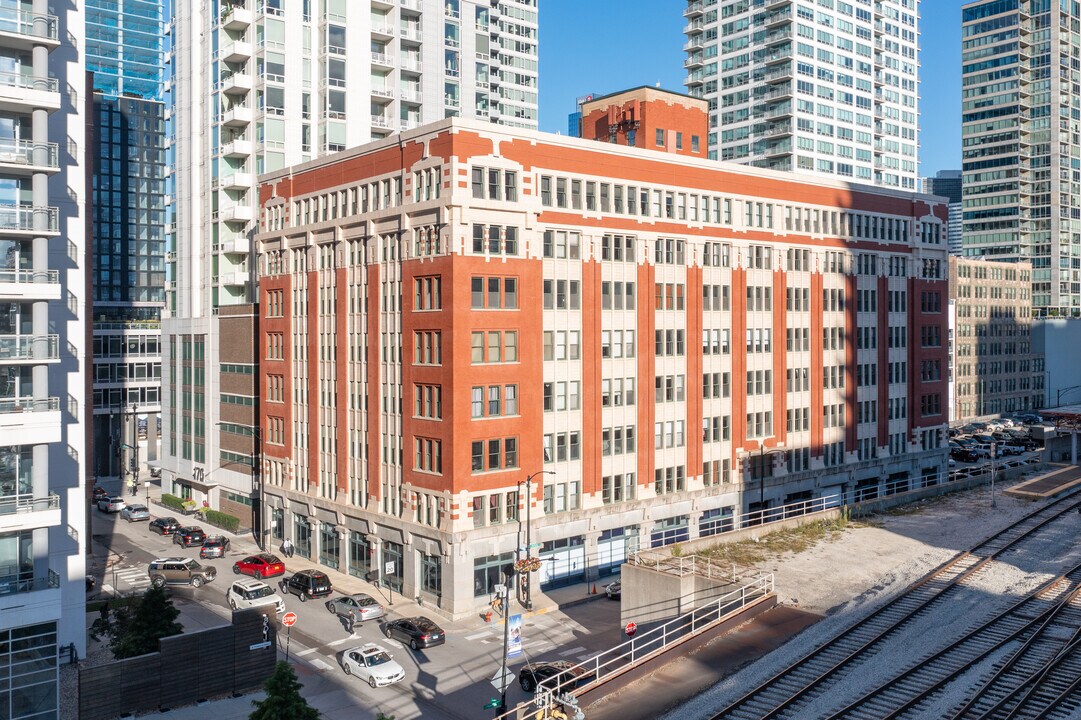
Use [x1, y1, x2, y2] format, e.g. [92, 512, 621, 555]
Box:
[710, 489, 1081, 720]
[821, 563, 1081, 719]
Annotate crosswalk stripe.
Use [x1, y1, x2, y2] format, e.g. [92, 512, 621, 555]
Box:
[327, 636, 356, 647]
[558, 646, 587, 657]
[310, 658, 331, 671]
[464, 631, 491, 641]
[296, 648, 317, 657]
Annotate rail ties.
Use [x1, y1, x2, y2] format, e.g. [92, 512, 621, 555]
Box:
[709, 489, 1081, 720]
[824, 570, 1081, 720]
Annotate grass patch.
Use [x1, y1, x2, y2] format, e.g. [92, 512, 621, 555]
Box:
[698, 515, 852, 568]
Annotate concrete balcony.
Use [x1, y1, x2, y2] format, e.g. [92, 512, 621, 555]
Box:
[371, 87, 395, 101]
[219, 236, 251, 255]
[0, 205, 59, 235]
[0, 9, 59, 51]
[219, 270, 250, 286]
[221, 72, 253, 95]
[0, 567, 60, 607]
[221, 6, 253, 31]
[0, 334, 59, 364]
[222, 105, 253, 127]
[220, 172, 253, 190]
[0, 70, 59, 113]
[220, 204, 254, 224]
[221, 139, 253, 158]
[0, 139, 58, 175]
[0, 397, 60, 446]
[371, 114, 393, 130]
[0, 268, 60, 300]
[221, 40, 252, 64]
[370, 51, 394, 68]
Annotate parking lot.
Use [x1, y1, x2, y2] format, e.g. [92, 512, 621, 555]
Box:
[948, 415, 1049, 481]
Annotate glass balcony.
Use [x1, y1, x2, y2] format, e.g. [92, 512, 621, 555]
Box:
[0, 493, 59, 516]
[0, 8, 58, 45]
[0, 334, 60, 363]
[0, 397, 59, 414]
[0, 567, 59, 596]
[0, 140, 58, 171]
[0, 205, 58, 233]
[0, 70, 57, 93]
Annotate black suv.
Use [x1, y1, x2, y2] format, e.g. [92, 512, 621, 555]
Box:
[149, 517, 182, 536]
[382, 616, 446, 650]
[518, 661, 595, 693]
[173, 526, 207, 547]
[279, 569, 332, 602]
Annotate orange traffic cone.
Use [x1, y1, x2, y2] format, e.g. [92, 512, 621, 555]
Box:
[591, 584, 597, 594]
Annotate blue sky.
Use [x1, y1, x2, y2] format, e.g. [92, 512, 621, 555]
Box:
[538, 0, 965, 178]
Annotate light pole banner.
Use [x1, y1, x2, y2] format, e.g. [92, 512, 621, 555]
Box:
[507, 613, 523, 658]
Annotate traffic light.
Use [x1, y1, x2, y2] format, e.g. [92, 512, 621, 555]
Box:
[483, 698, 500, 709]
[129, 458, 137, 471]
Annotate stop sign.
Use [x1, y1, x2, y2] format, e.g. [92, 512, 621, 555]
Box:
[625, 622, 637, 637]
[282, 612, 298, 627]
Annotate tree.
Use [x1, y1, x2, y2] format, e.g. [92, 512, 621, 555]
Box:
[89, 587, 183, 660]
[249, 661, 320, 720]
[114, 586, 182, 658]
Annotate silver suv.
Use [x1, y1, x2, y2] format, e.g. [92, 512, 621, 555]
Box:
[227, 578, 285, 614]
[147, 557, 217, 588]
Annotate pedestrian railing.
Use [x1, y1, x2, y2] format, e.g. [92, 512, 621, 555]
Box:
[492, 573, 774, 720]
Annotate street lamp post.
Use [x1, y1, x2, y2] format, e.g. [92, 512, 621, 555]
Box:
[1057, 384, 1081, 408]
[217, 421, 264, 550]
[516, 470, 554, 610]
[128, 404, 139, 494]
[756, 445, 787, 525]
[497, 564, 516, 715]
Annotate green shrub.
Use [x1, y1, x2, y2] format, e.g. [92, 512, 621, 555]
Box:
[160, 493, 186, 512]
[204, 509, 240, 533]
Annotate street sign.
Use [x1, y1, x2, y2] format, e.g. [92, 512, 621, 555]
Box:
[490, 668, 514, 692]
[282, 612, 298, 627]
[528, 542, 542, 549]
[384, 561, 395, 575]
[249, 641, 272, 651]
[483, 698, 500, 709]
[625, 622, 638, 637]
[990, 442, 997, 459]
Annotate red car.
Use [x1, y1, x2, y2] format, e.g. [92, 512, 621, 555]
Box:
[233, 553, 285, 579]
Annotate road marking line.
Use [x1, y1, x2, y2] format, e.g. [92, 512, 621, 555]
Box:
[296, 648, 317, 657]
[310, 658, 331, 671]
[576, 654, 595, 661]
[464, 631, 491, 641]
[327, 637, 353, 647]
[558, 646, 588, 657]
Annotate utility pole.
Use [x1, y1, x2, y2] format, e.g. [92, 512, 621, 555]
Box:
[497, 564, 516, 714]
[517, 470, 553, 610]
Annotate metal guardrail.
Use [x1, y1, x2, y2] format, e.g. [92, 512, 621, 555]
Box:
[0, 567, 60, 596]
[0, 493, 60, 515]
[0, 334, 59, 361]
[0, 139, 58, 168]
[0, 70, 57, 93]
[0, 268, 58, 284]
[0, 204, 58, 232]
[0, 9, 58, 41]
[0, 396, 59, 414]
[492, 574, 775, 720]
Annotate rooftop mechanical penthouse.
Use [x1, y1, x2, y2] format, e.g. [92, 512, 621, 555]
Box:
[254, 112, 949, 620]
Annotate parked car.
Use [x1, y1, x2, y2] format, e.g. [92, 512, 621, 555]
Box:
[172, 526, 207, 548]
[147, 557, 216, 588]
[518, 661, 595, 694]
[954, 437, 978, 448]
[382, 616, 445, 650]
[947, 428, 961, 438]
[1000, 418, 1016, 428]
[227, 578, 285, 614]
[233, 553, 286, 579]
[973, 434, 997, 444]
[341, 643, 406, 688]
[968, 422, 990, 433]
[950, 448, 979, 463]
[92, 485, 109, 502]
[279, 569, 332, 602]
[97, 496, 126, 513]
[119, 504, 150, 522]
[200, 535, 230, 559]
[326, 593, 385, 625]
[148, 517, 182, 536]
[604, 580, 621, 600]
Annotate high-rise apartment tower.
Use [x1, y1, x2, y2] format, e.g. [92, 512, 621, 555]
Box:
[162, 0, 539, 533]
[86, 0, 167, 481]
[0, 5, 89, 719]
[961, 0, 1080, 316]
[684, 0, 920, 189]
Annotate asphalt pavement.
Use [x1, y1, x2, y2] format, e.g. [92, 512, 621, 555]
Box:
[86, 478, 623, 720]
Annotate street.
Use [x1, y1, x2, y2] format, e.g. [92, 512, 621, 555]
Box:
[88, 494, 623, 720]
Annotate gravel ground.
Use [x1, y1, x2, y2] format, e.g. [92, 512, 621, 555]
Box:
[662, 479, 1081, 720]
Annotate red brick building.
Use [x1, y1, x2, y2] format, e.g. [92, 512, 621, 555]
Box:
[579, 86, 709, 158]
[254, 110, 949, 619]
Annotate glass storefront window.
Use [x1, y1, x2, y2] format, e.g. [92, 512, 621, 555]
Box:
[347, 532, 371, 578]
[319, 522, 340, 570]
[293, 514, 311, 558]
[420, 551, 441, 597]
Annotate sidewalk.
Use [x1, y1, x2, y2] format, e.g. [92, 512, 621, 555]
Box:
[99, 473, 606, 629]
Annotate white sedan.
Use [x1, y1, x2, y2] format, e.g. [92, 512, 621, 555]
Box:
[341, 643, 406, 688]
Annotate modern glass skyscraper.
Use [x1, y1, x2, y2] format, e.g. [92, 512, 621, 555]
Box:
[161, 0, 540, 535]
[961, 0, 1079, 316]
[86, 0, 167, 480]
[683, 0, 920, 189]
[0, 3, 89, 718]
